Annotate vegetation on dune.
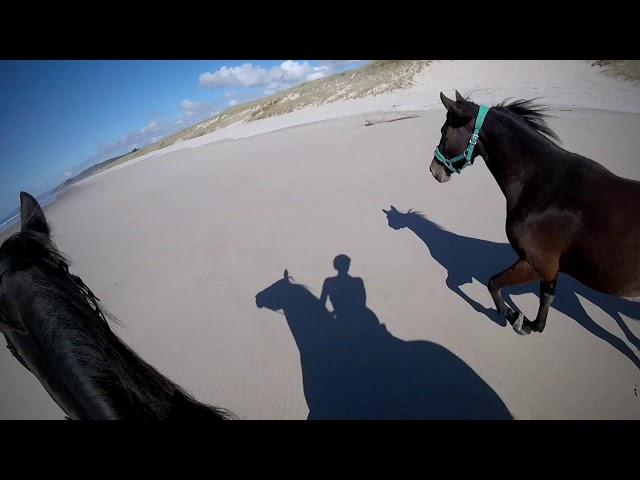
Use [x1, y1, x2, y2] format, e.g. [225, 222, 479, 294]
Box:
[592, 60, 640, 84]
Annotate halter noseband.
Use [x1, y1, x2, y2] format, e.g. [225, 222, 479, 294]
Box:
[434, 104, 490, 174]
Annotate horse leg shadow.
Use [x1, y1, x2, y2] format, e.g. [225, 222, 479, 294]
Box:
[610, 311, 640, 353]
[446, 276, 508, 327]
[556, 292, 640, 371]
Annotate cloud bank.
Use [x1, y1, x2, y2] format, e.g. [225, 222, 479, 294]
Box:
[199, 60, 333, 95]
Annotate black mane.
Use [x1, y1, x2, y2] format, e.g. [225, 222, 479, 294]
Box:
[494, 98, 561, 143]
[1, 231, 115, 328]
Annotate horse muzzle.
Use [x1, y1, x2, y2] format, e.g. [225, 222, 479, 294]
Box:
[429, 158, 451, 183]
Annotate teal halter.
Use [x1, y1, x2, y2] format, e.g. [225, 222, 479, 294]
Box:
[434, 104, 490, 174]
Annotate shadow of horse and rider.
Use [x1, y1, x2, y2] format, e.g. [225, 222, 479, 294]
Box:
[382, 205, 640, 370]
[254, 207, 639, 419]
[256, 255, 513, 420]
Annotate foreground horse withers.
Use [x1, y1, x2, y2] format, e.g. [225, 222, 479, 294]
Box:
[429, 91, 640, 335]
[0, 192, 232, 420]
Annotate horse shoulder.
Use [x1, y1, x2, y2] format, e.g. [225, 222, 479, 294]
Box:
[506, 207, 584, 279]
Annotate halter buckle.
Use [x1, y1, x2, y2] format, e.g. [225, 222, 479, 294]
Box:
[469, 133, 479, 145]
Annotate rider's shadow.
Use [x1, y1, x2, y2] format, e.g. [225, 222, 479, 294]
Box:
[383, 206, 640, 370]
[319, 254, 380, 332]
[255, 265, 513, 419]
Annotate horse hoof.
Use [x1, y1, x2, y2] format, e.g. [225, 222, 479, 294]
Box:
[511, 312, 530, 336]
[531, 323, 545, 333]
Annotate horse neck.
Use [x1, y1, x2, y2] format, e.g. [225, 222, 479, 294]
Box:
[401, 214, 452, 256]
[479, 108, 561, 213]
[281, 286, 330, 353]
[13, 271, 183, 419]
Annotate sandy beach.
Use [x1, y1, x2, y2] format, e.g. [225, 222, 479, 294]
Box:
[1, 60, 640, 419]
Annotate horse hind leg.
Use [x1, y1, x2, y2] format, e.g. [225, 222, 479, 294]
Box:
[488, 259, 543, 335]
[529, 277, 557, 333]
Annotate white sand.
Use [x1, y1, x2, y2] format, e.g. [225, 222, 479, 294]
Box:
[1, 60, 640, 419]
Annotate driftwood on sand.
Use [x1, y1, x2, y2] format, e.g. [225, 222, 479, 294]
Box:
[364, 114, 420, 126]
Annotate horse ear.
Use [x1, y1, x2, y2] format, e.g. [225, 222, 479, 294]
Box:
[382, 208, 389, 214]
[390, 205, 398, 212]
[455, 90, 466, 102]
[283, 269, 289, 280]
[20, 191, 50, 236]
[440, 92, 461, 115]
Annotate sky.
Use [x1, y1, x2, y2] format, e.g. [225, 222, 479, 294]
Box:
[0, 60, 365, 221]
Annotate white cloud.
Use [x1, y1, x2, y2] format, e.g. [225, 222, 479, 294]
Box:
[199, 61, 331, 91]
[141, 120, 161, 133]
[179, 98, 221, 122]
[87, 119, 179, 165]
[224, 91, 237, 98]
[180, 99, 218, 115]
[85, 94, 225, 174]
[199, 64, 269, 88]
[180, 99, 203, 112]
[228, 99, 238, 106]
[306, 71, 327, 81]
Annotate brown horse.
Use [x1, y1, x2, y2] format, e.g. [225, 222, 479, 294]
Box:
[429, 91, 640, 335]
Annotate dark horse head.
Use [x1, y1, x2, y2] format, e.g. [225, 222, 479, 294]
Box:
[429, 90, 480, 183]
[429, 90, 559, 184]
[0, 192, 232, 420]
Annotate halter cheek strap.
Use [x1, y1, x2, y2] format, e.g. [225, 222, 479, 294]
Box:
[434, 104, 490, 174]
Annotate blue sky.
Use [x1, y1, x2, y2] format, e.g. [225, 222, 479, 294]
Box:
[0, 60, 365, 220]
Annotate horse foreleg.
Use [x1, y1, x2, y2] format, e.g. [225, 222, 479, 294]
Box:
[489, 259, 542, 335]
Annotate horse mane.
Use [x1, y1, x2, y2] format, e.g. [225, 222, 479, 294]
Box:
[1, 231, 120, 328]
[400, 209, 447, 231]
[288, 282, 320, 305]
[493, 98, 561, 144]
[405, 209, 428, 220]
[280, 281, 330, 316]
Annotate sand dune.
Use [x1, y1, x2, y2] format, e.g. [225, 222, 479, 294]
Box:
[1, 61, 640, 419]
